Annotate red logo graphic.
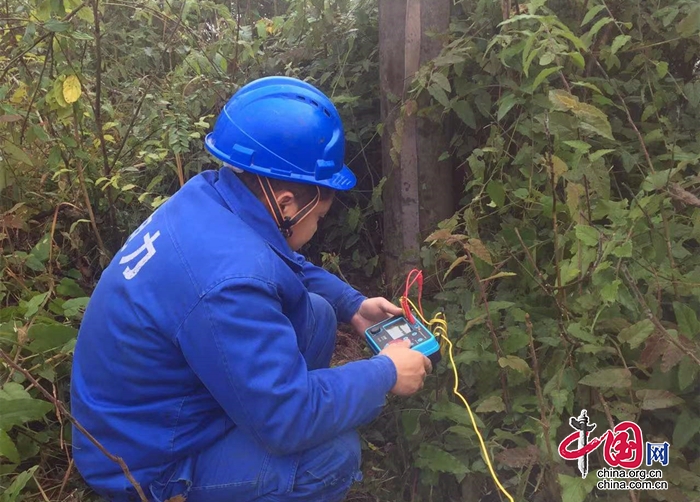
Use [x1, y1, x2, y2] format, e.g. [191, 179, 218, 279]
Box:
[558, 409, 644, 477]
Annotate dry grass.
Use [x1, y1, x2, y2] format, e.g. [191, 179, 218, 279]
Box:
[332, 326, 370, 367]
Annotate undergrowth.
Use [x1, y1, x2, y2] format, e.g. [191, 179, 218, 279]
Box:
[2, 0, 700, 501]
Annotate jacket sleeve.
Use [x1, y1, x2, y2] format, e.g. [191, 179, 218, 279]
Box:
[293, 252, 366, 323]
[176, 277, 396, 456]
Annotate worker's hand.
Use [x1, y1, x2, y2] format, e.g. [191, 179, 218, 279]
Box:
[379, 340, 431, 396]
[350, 297, 403, 336]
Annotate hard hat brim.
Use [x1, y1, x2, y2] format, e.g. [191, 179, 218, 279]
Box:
[205, 134, 357, 191]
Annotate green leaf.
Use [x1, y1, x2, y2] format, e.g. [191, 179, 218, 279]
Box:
[581, 5, 607, 26]
[605, 401, 639, 422]
[432, 401, 481, 427]
[56, 278, 86, 298]
[569, 322, 599, 344]
[62, 297, 89, 318]
[523, 46, 539, 78]
[677, 5, 700, 38]
[431, 72, 451, 93]
[0, 383, 30, 401]
[568, 51, 585, 69]
[1, 466, 38, 502]
[30, 234, 51, 263]
[610, 34, 631, 55]
[483, 271, 517, 281]
[558, 474, 597, 502]
[497, 94, 518, 121]
[69, 218, 92, 234]
[486, 180, 506, 207]
[531, 66, 562, 93]
[522, 32, 537, 77]
[550, 389, 569, 414]
[553, 25, 587, 50]
[662, 7, 680, 27]
[476, 395, 506, 413]
[644, 128, 665, 143]
[549, 90, 614, 140]
[673, 411, 700, 449]
[502, 327, 529, 354]
[26, 324, 78, 353]
[498, 355, 530, 375]
[579, 368, 632, 388]
[255, 19, 267, 38]
[642, 168, 680, 191]
[678, 357, 699, 390]
[564, 140, 592, 151]
[446, 425, 475, 440]
[575, 224, 599, 246]
[673, 302, 700, 339]
[0, 429, 19, 464]
[618, 319, 654, 349]
[433, 53, 466, 67]
[24, 292, 48, 319]
[538, 52, 555, 66]
[589, 149, 616, 163]
[471, 301, 513, 316]
[572, 81, 603, 94]
[428, 84, 450, 108]
[65, 0, 94, 22]
[685, 82, 700, 108]
[0, 399, 53, 431]
[3, 141, 34, 166]
[498, 13, 544, 27]
[347, 206, 360, 231]
[452, 101, 476, 129]
[636, 389, 684, 410]
[371, 177, 386, 212]
[25, 255, 45, 272]
[612, 241, 632, 258]
[401, 409, 421, 436]
[43, 19, 71, 32]
[474, 92, 492, 118]
[586, 17, 614, 40]
[550, 155, 568, 184]
[560, 260, 580, 286]
[656, 61, 669, 78]
[414, 444, 468, 477]
[601, 280, 620, 303]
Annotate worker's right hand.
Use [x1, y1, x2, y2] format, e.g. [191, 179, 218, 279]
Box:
[379, 340, 432, 396]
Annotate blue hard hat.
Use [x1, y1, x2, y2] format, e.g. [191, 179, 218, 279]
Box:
[204, 76, 356, 191]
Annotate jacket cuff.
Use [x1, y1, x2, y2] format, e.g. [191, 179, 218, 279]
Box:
[369, 354, 397, 394]
[335, 288, 366, 324]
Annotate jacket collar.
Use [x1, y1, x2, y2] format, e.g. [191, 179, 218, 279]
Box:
[213, 167, 302, 273]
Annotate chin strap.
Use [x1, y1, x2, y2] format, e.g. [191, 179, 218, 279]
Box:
[257, 175, 321, 238]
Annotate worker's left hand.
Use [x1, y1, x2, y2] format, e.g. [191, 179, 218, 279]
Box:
[350, 297, 403, 335]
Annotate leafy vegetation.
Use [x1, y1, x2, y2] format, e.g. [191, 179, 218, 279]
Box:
[1, 0, 700, 501]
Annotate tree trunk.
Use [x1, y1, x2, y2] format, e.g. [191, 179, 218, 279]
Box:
[379, 0, 453, 289]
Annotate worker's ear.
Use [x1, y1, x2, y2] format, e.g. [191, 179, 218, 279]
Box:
[275, 190, 298, 216]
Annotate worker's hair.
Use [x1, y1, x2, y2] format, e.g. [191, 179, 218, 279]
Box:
[236, 170, 334, 207]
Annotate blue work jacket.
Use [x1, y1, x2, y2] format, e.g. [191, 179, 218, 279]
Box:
[70, 167, 397, 499]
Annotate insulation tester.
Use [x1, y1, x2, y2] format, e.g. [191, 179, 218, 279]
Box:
[365, 315, 441, 366]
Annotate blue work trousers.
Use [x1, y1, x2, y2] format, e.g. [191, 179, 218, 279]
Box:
[149, 293, 363, 502]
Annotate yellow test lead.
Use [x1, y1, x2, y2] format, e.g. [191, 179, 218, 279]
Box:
[403, 298, 514, 502]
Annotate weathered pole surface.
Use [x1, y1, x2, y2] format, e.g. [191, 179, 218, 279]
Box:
[379, 0, 453, 288]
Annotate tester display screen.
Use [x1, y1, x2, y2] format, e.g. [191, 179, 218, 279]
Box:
[386, 324, 406, 340]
